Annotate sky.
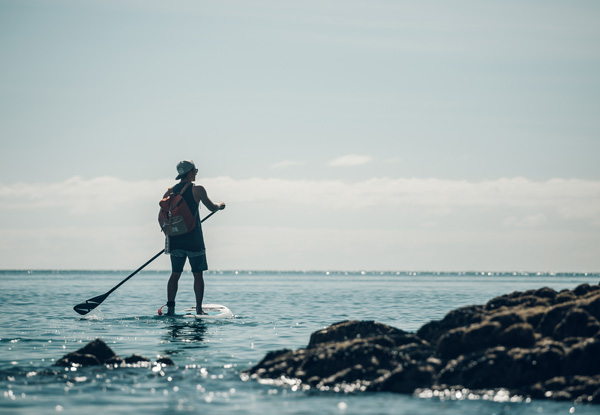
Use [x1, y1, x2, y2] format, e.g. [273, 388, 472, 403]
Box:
[1, 0, 599, 272]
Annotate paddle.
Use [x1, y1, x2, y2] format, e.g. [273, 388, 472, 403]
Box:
[73, 209, 220, 315]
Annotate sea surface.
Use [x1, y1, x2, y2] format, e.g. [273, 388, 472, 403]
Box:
[1, 269, 599, 415]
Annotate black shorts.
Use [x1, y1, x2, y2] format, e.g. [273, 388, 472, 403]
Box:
[170, 253, 208, 273]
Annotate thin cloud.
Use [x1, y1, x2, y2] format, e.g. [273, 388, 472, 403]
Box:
[0, 176, 171, 214]
[271, 160, 305, 169]
[328, 154, 373, 167]
[1, 176, 599, 224]
[503, 214, 548, 228]
[1, 176, 599, 271]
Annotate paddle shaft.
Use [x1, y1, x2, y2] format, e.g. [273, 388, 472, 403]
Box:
[199, 209, 218, 224]
[104, 248, 165, 297]
[74, 209, 220, 314]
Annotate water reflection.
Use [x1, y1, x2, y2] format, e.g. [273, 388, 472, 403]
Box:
[162, 320, 208, 355]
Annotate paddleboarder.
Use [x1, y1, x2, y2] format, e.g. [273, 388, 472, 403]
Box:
[163, 160, 225, 316]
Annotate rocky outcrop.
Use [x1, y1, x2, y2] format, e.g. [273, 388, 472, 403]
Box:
[245, 282, 600, 403]
[55, 339, 174, 368]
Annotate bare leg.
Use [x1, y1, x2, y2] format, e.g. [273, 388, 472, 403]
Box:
[193, 272, 206, 314]
[167, 272, 182, 315]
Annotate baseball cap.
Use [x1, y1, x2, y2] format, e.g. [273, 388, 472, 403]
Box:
[175, 160, 196, 180]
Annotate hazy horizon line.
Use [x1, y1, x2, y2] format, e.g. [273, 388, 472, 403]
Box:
[2, 269, 598, 277]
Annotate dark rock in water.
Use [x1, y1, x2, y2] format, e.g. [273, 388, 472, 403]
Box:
[567, 338, 600, 376]
[55, 338, 174, 368]
[307, 320, 410, 348]
[76, 338, 117, 362]
[416, 305, 483, 345]
[245, 282, 600, 403]
[489, 311, 525, 328]
[247, 320, 434, 393]
[156, 356, 175, 366]
[124, 354, 151, 364]
[554, 308, 600, 340]
[498, 322, 536, 348]
[56, 339, 116, 367]
[56, 353, 101, 367]
[105, 356, 125, 366]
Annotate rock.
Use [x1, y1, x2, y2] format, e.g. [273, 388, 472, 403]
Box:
[56, 353, 101, 367]
[77, 339, 117, 361]
[105, 356, 125, 366]
[555, 290, 577, 304]
[538, 303, 574, 337]
[245, 320, 434, 392]
[308, 320, 412, 349]
[530, 375, 600, 403]
[245, 283, 600, 404]
[567, 339, 600, 376]
[123, 354, 151, 365]
[498, 323, 536, 348]
[461, 320, 503, 354]
[524, 307, 548, 328]
[554, 309, 600, 340]
[574, 283, 593, 296]
[55, 338, 171, 368]
[592, 387, 600, 403]
[156, 356, 175, 366]
[375, 363, 436, 393]
[485, 291, 550, 310]
[509, 341, 567, 385]
[436, 327, 466, 359]
[583, 296, 600, 321]
[417, 304, 483, 344]
[55, 339, 116, 367]
[438, 346, 517, 389]
[535, 287, 558, 300]
[489, 311, 525, 328]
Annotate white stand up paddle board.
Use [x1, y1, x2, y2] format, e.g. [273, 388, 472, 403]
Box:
[159, 304, 233, 319]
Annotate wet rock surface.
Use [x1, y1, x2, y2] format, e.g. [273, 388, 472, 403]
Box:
[246, 283, 600, 403]
[55, 339, 174, 368]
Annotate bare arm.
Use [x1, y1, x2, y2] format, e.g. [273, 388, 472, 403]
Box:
[162, 187, 173, 199]
[193, 185, 226, 212]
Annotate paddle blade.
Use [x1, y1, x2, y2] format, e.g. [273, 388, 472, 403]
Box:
[73, 293, 109, 315]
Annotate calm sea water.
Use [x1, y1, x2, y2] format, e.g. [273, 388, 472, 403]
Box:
[1, 269, 599, 415]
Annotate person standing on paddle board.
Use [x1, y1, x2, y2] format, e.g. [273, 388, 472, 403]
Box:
[163, 160, 225, 316]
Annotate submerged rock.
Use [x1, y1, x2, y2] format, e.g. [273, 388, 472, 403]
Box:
[245, 282, 600, 403]
[55, 339, 174, 368]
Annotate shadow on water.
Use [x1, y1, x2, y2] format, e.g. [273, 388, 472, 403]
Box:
[161, 319, 208, 355]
